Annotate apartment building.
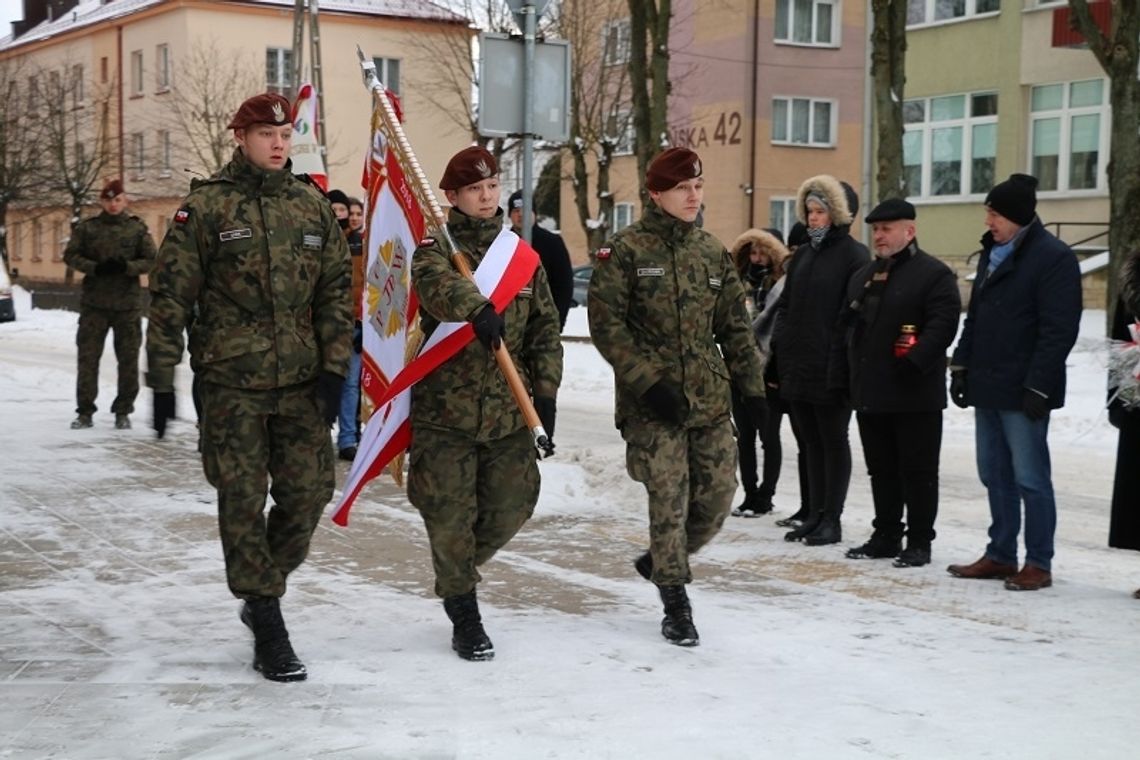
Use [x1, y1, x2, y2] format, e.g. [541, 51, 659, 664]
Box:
[1, 0, 470, 285]
[558, 0, 869, 263]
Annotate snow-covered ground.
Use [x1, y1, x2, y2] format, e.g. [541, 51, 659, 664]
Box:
[0, 287, 1134, 759]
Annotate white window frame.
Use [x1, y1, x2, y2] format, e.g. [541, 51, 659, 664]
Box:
[266, 47, 292, 95]
[31, 220, 42, 263]
[131, 132, 145, 179]
[607, 109, 635, 156]
[774, 0, 841, 47]
[602, 19, 631, 66]
[902, 90, 998, 200]
[769, 197, 797, 237]
[612, 202, 634, 233]
[157, 129, 172, 177]
[52, 219, 65, 262]
[1029, 78, 1109, 195]
[130, 50, 143, 96]
[155, 43, 170, 92]
[72, 64, 84, 108]
[907, 0, 1001, 29]
[371, 57, 401, 95]
[771, 96, 836, 148]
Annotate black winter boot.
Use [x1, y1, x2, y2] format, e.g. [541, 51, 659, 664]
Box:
[803, 516, 842, 546]
[784, 513, 822, 542]
[634, 551, 653, 581]
[657, 584, 699, 647]
[241, 597, 307, 682]
[845, 533, 902, 560]
[443, 591, 494, 661]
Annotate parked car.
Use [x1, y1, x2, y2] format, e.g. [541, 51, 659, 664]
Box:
[0, 265, 16, 323]
[571, 264, 593, 307]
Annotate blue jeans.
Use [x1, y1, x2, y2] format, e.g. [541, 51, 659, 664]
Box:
[975, 408, 1056, 571]
[337, 328, 362, 451]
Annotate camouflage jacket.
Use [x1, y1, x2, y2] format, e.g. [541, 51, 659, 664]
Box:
[63, 211, 156, 311]
[410, 207, 563, 442]
[588, 204, 765, 429]
[146, 149, 352, 392]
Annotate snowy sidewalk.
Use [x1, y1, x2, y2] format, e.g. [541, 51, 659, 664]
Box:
[0, 295, 1135, 759]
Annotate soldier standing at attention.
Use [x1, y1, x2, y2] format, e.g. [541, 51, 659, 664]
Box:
[63, 179, 156, 430]
[588, 147, 768, 647]
[408, 146, 562, 661]
[145, 93, 352, 682]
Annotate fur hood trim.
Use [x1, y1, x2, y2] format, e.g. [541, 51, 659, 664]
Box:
[1122, 250, 1140, 318]
[796, 174, 855, 227]
[730, 228, 790, 275]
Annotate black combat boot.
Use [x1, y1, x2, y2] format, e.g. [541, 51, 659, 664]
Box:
[634, 551, 653, 581]
[442, 591, 494, 661]
[114, 414, 131, 430]
[845, 532, 902, 560]
[657, 584, 699, 647]
[803, 516, 842, 546]
[240, 596, 307, 682]
[784, 511, 822, 542]
[893, 544, 931, 568]
[70, 414, 93, 429]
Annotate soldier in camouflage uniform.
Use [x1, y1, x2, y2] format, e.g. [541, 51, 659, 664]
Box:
[145, 93, 352, 682]
[408, 146, 563, 661]
[588, 147, 768, 646]
[63, 179, 157, 430]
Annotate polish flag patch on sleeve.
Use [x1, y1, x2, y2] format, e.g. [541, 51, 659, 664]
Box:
[595, 247, 611, 260]
[173, 208, 190, 224]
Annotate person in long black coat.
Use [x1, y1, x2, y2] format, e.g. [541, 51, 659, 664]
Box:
[508, 190, 575, 330]
[1108, 249, 1140, 599]
[840, 199, 960, 567]
[772, 175, 870, 545]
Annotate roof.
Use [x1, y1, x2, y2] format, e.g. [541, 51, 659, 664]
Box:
[1, 0, 466, 50]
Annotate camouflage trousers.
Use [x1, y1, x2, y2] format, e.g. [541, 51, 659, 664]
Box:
[622, 418, 739, 585]
[199, 380, 334, 599]
[75, 307, 141, 416]
[407, 426, 540, 598]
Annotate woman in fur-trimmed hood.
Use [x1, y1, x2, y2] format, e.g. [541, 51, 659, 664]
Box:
[770, 174, 870, 544]
[1108, 248, 1140, 598]
[731, 228, 791, 282]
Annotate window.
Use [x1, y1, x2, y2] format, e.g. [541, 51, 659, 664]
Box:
[602, 19, 631, 66]
[9, 222, 20, 261]
[908, 0, 1000, 26]
[775, 0, 838, 46]
[606, 109, 635, 155]
[100, 56, 108, 84]
[72, 64, 84, 108]
[52, 220, 65, 262]
[75, 141, 86, 168]
[48, 70, 61, 100]
[771, 96, 835, 147]
[371, 57, 401, 95]
[130, 50, 143, 96]
[266, 47, 293, 95]
[155, 44, 170, 91]
[131, 132, 144, 178]
[31, 220, 42, 263]
[26, 75, 38, 111]
[612, 202, 634, 233]
[769, 197, 797, 237]
[902, 91, 997, 198]
[158, 130, 172, 176]
[1030, 79, 1107, 193]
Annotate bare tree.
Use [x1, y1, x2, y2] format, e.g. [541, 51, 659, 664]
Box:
[1068, 0, 1140, 321]
[0, 56, 46, 265]
[870, 0, 907, 202]
[627, 0, 672, 207]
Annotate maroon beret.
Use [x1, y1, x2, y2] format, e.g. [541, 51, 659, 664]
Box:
[439, 146, 498, 191]
[646, 147, 703, 192]
[227, 93, 292, 130]
[100, 178, 125, 200]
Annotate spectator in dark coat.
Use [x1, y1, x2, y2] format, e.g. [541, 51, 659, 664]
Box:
[1107, 248, 1140, 599]
[508, 190, 575, 330]
[772, 175, 870, 545]
[947, 173, 1081, 592]
[841, 199, 960, 568]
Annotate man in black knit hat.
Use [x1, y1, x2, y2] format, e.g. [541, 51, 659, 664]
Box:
[946, 173, 1081, 592]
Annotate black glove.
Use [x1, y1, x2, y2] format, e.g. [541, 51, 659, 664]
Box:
[471, 304, 505, 351]
[317, 371, 344, 426]
[950, 371, 969, 409]
[94, 258, 127, 276]
[533, 396, 556, 439]
[352, 320, 363, 354]
[744, 395, 768, 429]
[642, 380, 688, 426]
[1022, 389, 1050, 421]
[895, 356, 923, 382]
[153, 391, 176, 439]
[1108, 400, 1127, 430]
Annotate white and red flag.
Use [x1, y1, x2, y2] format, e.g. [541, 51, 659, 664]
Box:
[290, 83, 327, 191]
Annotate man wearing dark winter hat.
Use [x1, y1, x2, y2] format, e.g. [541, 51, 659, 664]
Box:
[841, 199, 960, 568]
[589, 146, 767, 647]
[947, 173, 1081, 591]
[408, 145, 562, 661]
[507, 189, 575, 329]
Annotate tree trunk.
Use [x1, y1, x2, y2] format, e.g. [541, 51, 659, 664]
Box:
[628, 0, 672, 207]
[871, 0, 907, 201]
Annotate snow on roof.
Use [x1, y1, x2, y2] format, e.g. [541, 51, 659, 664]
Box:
[1, 0, 465, 50]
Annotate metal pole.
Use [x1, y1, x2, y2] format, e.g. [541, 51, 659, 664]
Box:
[521, 3, 535, 245]
[310, 0, 327, 156]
